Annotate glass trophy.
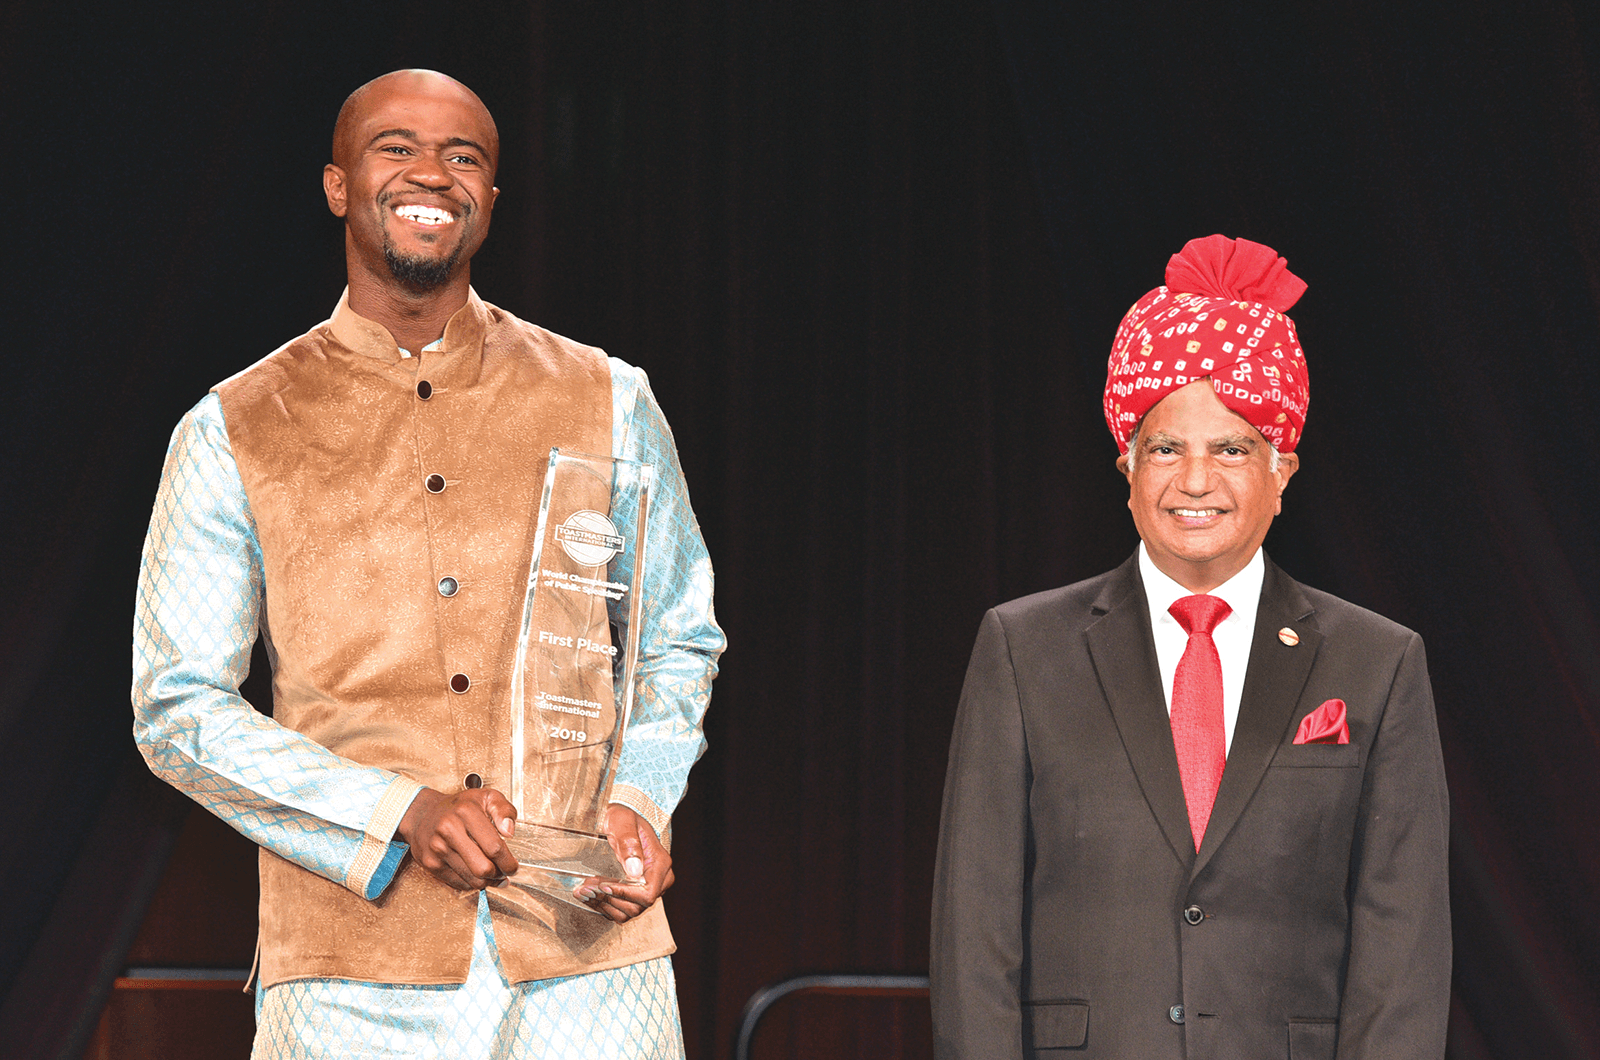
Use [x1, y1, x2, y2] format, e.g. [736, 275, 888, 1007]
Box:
[498, 448, 653, 914]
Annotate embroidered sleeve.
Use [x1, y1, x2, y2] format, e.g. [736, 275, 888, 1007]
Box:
[605, 362, 725, 842]
[132, 394, 420, 900]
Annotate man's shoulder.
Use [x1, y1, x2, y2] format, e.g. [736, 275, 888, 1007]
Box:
[1284, 572, 1420, 648]
[990, 561, 1138, 633]
[478, 301, 623, 374]
[209, 319, 333, 401]
[475, 302, 643, 408]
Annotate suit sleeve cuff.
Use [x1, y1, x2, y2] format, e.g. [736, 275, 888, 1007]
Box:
[609, 783, 672, 851]
[347, 776, 426, 900]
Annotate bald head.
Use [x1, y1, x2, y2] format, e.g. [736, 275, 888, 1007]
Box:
[322, 68, 502, 332]
[332, 69, 499, 174]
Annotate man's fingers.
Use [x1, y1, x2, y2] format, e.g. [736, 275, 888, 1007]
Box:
[482, 789, 519, 838]
[407, 789, 520, 887]
[613, 831, 645, 880]
[418, 843, 479, 891]
[585, 805, 675, 919]
[399, 787, 522, 889]
[636, 828, 672, 892]
[491, 844, 519, 878]
[472, 789, 519, 875]
[423, 825, 494, 885]
[601, 880, 655, 907]
[574, 877, 652, 921]
[457, 807, 517, 879]
[592, 885, 649, 923]
[642, 846, 672, 892]
[599, 900, 643, 923]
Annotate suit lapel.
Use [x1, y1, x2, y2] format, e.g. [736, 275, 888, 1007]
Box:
[1085, 556, 1194, 868]
[1192, 556, 1322, 878]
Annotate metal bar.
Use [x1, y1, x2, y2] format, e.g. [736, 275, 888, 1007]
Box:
[733, 974, 930, 1060]
[115, 967, 252, 990]
[123, 967, 252, 979]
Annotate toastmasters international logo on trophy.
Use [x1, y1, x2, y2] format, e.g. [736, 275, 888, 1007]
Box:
[555, 510, 625, 567]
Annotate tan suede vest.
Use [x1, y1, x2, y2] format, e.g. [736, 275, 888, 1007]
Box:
[216, 291, 674, 987]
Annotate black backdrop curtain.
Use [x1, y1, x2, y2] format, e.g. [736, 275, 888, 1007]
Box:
[0, 2, 1596, 1058]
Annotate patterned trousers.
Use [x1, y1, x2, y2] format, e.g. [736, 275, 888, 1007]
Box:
[254, 895, 684, 1060]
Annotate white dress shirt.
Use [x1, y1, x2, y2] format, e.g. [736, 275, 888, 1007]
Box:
[1138, 543, 1265, 755]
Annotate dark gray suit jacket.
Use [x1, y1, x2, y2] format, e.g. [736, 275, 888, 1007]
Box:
[931, 553, 1450, 1060]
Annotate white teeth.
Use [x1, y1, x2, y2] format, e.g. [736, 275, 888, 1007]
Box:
[1173, 509, 1222, 517]
[393, 205, 454, 226]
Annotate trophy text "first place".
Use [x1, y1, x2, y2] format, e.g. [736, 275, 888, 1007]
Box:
[538, 629, 620, 658]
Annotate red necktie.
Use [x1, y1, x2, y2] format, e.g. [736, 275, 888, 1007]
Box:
[1168, 594, 1232, 850]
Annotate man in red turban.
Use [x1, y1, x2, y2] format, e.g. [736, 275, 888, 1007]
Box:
[1105, 234, 1310, 456]
[933, 236, 1450, 1058]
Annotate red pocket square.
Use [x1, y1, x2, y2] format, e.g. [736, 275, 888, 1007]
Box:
[1294, 699, 1350, 744]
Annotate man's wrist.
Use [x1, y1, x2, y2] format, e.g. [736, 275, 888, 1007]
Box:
[394, 784, 441, 846]
[609, 784, 670, 847]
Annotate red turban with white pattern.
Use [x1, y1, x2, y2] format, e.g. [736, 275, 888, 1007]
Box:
[1104, 235, 1309, 454]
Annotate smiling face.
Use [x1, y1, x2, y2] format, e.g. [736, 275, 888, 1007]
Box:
[323, 71, 500, 296]
[1116, 379, 1299, 593]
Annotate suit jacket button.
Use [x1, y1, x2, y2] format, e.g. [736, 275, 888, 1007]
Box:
[1183, 904, 1205, 925]
[1169, 1005, 1185, 1024]
[417, 380, 433, 400]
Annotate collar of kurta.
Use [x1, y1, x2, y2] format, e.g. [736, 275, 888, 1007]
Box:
[326, 287, 490, 392]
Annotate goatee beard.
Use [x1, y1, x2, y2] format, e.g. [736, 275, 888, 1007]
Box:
[384, 240, 462, 291]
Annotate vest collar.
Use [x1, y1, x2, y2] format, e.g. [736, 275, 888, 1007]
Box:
[326, 287, 490, 391]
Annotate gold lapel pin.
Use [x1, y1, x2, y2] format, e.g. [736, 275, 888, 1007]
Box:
[1278, 627, 1300, 646]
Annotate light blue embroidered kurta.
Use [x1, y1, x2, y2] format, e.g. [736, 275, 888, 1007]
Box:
[133, 357, 722, 1058]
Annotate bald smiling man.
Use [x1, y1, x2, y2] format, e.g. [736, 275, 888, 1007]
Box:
[132, 71, 724, 1059]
